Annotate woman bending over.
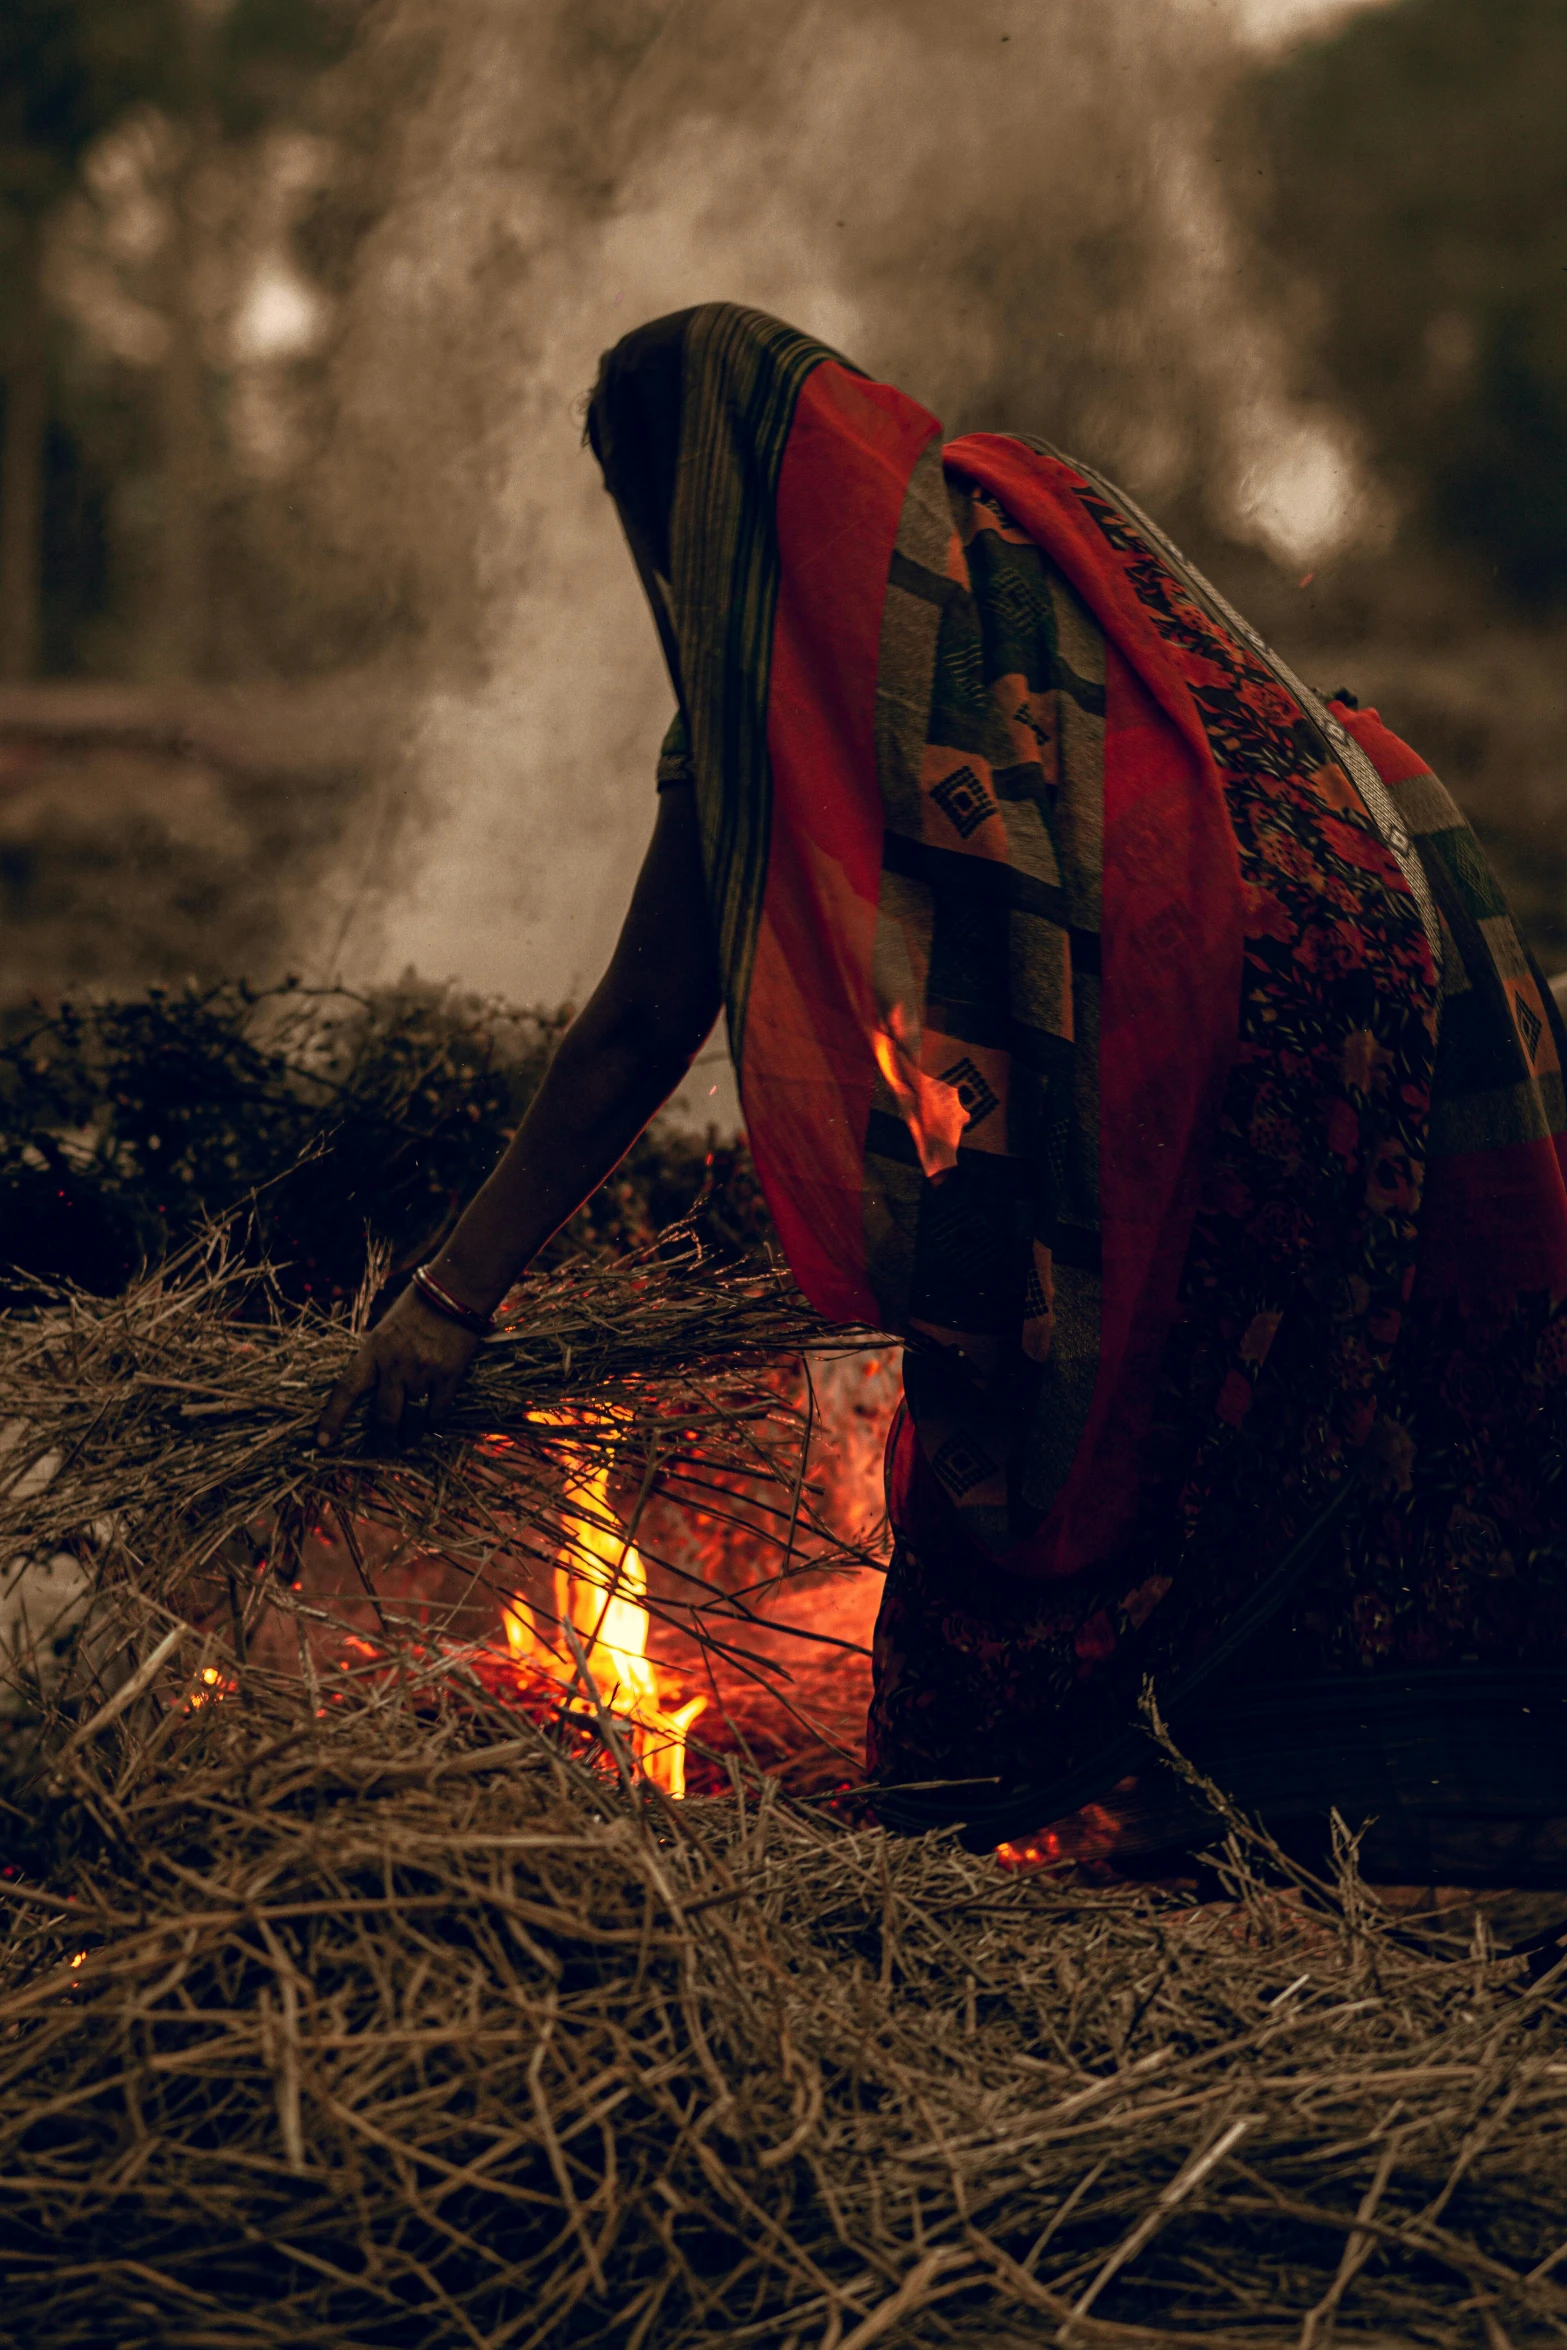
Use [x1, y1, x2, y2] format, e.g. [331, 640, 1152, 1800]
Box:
[321, 305, 1567, 1882]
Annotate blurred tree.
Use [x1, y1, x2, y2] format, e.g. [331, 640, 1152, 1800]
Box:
[1244, 0, 1567, 605]
[0, 0, 140, 678]
[0, 0, 357, 682]
[144, 0, 360, 679]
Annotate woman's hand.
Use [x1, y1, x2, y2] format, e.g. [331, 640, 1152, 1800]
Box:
[316, 1287, 482, 1452]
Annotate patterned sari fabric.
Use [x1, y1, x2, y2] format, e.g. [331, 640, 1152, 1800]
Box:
[589, 304, 1567, 1816]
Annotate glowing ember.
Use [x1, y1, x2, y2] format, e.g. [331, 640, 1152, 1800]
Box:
[996, 1802, 1122, 1873]
[996, 1836, 1062, 1872]
[187, 1663, 235, 1710]
[503, 1435, 705, 1800]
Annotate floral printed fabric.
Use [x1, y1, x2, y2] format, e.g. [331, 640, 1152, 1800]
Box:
[868, 478, 1567, 1795]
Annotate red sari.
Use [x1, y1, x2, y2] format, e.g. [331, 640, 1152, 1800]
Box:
[590, 304, 1567, 1875]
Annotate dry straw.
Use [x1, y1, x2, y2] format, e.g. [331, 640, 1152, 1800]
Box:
[4, 1240, 1567, 2345]
[0, 1227, 882, 1756]
[6, 1656, 1567, 2348]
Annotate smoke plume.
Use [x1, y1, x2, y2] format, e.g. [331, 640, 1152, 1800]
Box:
[303, 0, 1368, 1069]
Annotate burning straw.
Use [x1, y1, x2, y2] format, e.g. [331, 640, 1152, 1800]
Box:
[0, 1225, 887, 1788]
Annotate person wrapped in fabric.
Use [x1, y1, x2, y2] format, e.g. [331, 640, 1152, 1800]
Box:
[320, 305, 1567, 1885]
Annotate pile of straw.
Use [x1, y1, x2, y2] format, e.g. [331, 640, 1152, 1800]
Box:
[6, 1240, 1567, 2345]
[5, 1655, 1567, 2348]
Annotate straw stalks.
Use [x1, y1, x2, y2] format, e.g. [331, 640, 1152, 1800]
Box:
[5, 1235, 1567, 2344]
[3, 1645, 1567, 2347]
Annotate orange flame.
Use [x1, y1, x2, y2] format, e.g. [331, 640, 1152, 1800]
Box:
[186, 1663, 235, 1710]
[502, 1431, 705, 1799]
[871, 1005, 966, 1180]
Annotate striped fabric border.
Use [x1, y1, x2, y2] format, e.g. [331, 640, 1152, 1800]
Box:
[1381, 764, 1567, 1157]
[669, 308, 840, 1059]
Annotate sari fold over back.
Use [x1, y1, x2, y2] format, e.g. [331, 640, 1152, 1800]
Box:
[589, 304, 1567, 1648]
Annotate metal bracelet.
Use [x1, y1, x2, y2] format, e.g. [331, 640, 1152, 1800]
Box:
[410, 1265, 495, 1336]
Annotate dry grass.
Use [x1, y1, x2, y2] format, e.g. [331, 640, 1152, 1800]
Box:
[4, 1653, 1567, 2348]
[5, 1240, 1567, 2345]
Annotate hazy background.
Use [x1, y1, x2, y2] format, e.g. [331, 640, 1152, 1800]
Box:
[2, 0, 1564, 1130]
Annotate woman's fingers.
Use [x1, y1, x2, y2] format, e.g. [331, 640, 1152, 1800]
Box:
[370, 1367, 407, 1450]
[427, 1362, 467, 1426]
[317, 1347, 378, 1449]
[315, 1294, 484, 1452]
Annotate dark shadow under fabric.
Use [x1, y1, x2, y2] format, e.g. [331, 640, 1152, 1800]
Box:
[896, 1669, 1567, 1887]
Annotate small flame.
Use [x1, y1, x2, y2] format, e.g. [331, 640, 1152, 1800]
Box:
[186, 1663, 234, 1710]
[871, 1005, 966, 1180]
[503, 1430, 705, 1799]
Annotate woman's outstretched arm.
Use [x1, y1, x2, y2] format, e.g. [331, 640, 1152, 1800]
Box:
[316, 782, 721, 1448]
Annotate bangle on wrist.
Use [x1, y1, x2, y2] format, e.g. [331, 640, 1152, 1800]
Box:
[411, 1264, 495, 1336]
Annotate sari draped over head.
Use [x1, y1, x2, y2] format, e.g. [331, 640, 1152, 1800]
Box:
[587, 304, 1567, 1623]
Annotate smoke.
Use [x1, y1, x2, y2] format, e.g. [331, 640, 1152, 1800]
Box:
[301, 0, 1376, 1080]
